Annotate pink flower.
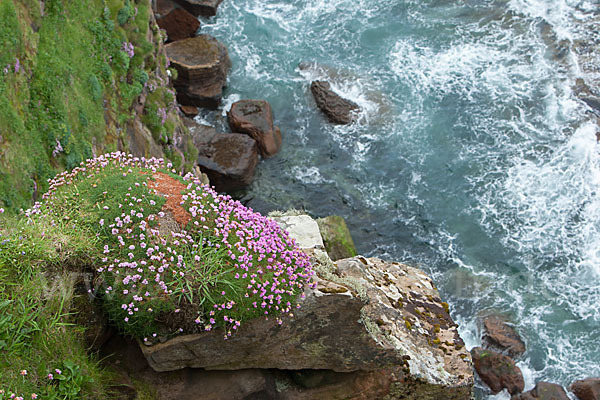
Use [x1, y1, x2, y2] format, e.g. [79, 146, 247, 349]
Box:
[55, 368, 62, 374]
[20, 369, 27, 376]
[48, 373, 53, 379]
[31, 394, 38, 399]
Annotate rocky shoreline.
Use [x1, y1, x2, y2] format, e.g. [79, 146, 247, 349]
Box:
[104, 1, 600, 399]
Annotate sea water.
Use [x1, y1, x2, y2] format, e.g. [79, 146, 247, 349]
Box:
[199, 0, 600, 397]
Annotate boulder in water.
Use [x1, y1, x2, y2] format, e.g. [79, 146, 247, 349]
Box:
[196, 132, 258, 192]
[227, 100, 282, 158]
[310, 81, 360, 125]
[471, 346, 524, 395]
[512, 381, 570, 400]
[570, 377, 600, 400]
[482, 316, 526, 358]
[166, 35, 231, 109]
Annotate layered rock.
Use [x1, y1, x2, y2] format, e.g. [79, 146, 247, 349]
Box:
[139, 214, 473, 399]
[310, 80, 360, 125]
[471, 347, 524, 395]
[571, 377, 600, 400]
[156, 6, 200, 42]
[228, 100, 282, 158]
[184, 118, 258, 192]
[483, 316, 526, 358]
[173, 0, 223, 17]
[166, 35, 231, 109]
[316, 215, 357, 261]
[512, 382, 569, 400]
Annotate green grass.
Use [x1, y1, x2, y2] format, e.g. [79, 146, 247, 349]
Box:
[0, 0, 193, 214]
[0, 215, 110, 399]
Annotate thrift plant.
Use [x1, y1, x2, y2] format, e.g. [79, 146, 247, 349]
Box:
[30, 152, 315, 340]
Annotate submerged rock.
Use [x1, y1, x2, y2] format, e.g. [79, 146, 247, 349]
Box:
[317, 215, 357, 261]
[173, 0, 223, 17]
[471, 347, 524, 395]
[227, 100, 282, 158]
[512, 382, 569, 400]
[482, 316, 526, 358]
[310, 80, 360, 125]
[156, 6, 200, 42]
[139, 214, 473, 399]
[570, 377, 600, 400]
[166, 35, 231, 109]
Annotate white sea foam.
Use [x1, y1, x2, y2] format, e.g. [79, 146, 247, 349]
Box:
[203, 0, 600, 395]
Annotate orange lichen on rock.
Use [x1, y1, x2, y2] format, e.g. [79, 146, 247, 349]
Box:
[148, 172, 192, 227]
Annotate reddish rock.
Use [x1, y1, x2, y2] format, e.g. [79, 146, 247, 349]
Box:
[512, 382, 569, 400]
[196, 132, 258, 192]
[471, 346, 524, 395]
[310, 80, 360, 125]
[483, 316, 526, 358]
[166, 35, 231, 109]
[180, 105, 198, 117]
[157, 7, 200, 42]
[227, 100, 282, 158]
[173, 0, 223, 17]
[156, 0, 179, 16]
[571, 377, 600, 400]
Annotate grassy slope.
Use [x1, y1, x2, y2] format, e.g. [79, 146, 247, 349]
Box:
[0, 1, 192, 397]
[0, 0, 190, 214]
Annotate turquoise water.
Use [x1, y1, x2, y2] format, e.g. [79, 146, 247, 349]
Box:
[199, 0, 600, 397]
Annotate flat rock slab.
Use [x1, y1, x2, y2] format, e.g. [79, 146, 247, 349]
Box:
[274, 215, 324, 250]
[228, 100, 282, 158]
[166, 35, 231, 109]
[310, 80, 360, 125]
[140, 214, 472, 398]
[174, 0, 223, 16]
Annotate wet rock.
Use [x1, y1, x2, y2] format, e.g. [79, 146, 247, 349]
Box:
[180, 105, 198, 117]
[173, 0, 223, 17]
[482, 316, 526, 358]
[471, 347, 524, 395]
[581, 97, 600, 115]
[512, 382, 569, 400]
[157, 7, 200, 42]
[139, 214, 473, 398]
[310, 80, 360, 125]
[571, 377, 600, 400]
[196, 132, 258, 192]
[166, 35, 231, 109]
[316, 215, 357, 261]
[227, 100, 282, 158]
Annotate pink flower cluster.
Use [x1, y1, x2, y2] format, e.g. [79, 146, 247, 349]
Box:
[32, 152, 314, 339]
[121, 41, 134, 58]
